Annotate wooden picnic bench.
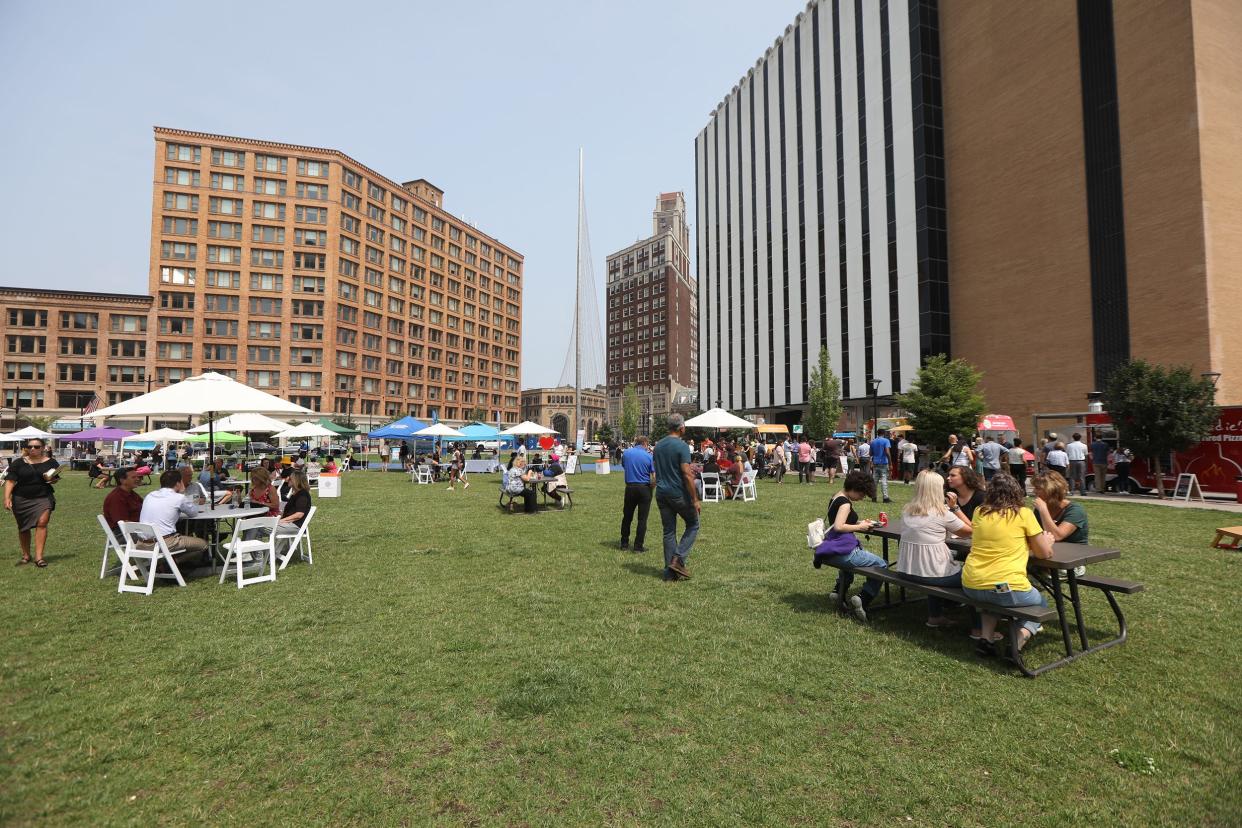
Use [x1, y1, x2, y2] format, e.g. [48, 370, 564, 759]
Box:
[1211, 526, 1242, 550]
[814, 520, 1143, 677]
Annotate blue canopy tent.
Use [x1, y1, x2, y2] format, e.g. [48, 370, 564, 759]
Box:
[439, 422, 513, 444]
[367, 416, 429, 439]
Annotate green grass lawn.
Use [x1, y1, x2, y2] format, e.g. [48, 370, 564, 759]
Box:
[2, 470, 1238, 826]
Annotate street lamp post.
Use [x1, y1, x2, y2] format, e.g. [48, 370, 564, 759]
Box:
[869, 378, 882, 441]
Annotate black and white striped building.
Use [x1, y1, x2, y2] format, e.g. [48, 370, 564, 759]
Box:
[695, 0, 948, 423]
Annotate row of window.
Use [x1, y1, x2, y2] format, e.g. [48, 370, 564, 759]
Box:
[165, 144, 329, 178]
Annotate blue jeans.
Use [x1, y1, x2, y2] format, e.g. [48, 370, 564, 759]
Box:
[873, 463, 890, 498]
[963, 585, 1048, 635]
[832, 546, 887, 602]
[902, 570, 978, 625]
[656, 493, 699, 576]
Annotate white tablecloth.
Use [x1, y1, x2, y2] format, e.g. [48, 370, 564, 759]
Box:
[464, 459, 501, 474]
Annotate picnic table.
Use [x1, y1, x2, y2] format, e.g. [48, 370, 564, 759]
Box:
[839, 519, 1142, 676]
[182, 505, 270, 571]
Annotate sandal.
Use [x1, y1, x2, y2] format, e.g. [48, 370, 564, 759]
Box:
[16, 556, 30, 566]
[34, 559, 48, 568]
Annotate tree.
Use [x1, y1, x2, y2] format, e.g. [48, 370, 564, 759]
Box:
[1103, 359, 1218, 498]
[804, 347, 843, 440]
[463, 407, 489, 424]
[596, 423, 615, 445]
[23, 414, 56, 432]
[331, 414, 358, 431]
[895, 354, 986, 452]
[620, 384, 639, 442]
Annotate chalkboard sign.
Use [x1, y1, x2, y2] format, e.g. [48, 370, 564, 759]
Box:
[565, 455, 579, 475]
[1173, 473, 1204, 502]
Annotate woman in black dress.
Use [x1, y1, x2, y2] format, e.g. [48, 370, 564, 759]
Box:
[5, 438, 59, 567]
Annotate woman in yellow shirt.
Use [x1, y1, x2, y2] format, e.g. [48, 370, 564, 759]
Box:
[962, 474, 1055, 656]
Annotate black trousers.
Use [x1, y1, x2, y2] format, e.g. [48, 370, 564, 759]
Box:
[621, 483, 653, 547]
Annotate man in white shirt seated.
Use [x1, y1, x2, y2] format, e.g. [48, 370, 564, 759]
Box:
[136, 469, 209, 567]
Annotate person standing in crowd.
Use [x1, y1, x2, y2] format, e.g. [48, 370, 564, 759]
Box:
[619, 436, 654, 552]
[945, 465, 986, 520]
[869, 428, 893, 503]
[1007, 438, 1029, 493]
[1090, 433, 1111, 495]
[653, 414, 699, 581]
[1042, 432, 1059, 469]
[136, 468, 209, 568]
[1110, 446, 1132, 494]
[103, 467, 143, 534]
[823, 436, 841, 483]
[961, 474, 1056, 656]
[771, 440, 786, 483]
[817, 470, 887, 622]
[1065, 433, 1089, 496]
[896, 470, 975, 630]
[942, 434, 974, 471]
[897, 434, 917, 483]
[1046, 442, 1070, 480]
[856, 437, 871, 476]
[798, 435, 816, 485]
[447, 445, 469, 491]
[977, 434, 1005, 482]
[5, 439, 59, 568]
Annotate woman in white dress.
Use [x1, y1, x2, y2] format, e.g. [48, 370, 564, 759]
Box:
[896, 470, 979, 633]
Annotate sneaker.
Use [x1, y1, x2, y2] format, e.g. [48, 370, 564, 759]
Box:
[446, 487, 454, 491]
[668, 555, 691, 579]
[463, 481, 470, 489]
[633, 546, 646, 553]
[883, 497, 893, 503]
[975, 639, 998, 658]
[828, 591, 840, 607]
[846, 595, 867, 622]
[620, 541, 630, 551]
[1073, 565, 1086, 577]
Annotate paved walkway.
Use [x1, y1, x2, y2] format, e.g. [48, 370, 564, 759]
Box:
[1071, 492, 1242, 513]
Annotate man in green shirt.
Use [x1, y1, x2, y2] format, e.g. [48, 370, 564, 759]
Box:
[653, 414, 700, 581]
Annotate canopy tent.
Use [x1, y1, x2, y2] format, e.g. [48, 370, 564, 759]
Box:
[500, 421, 558, 436]
[414, 423, 465, 438]
[0, 426, 56, 443]
[59, 426, 135, 442]
[318, 418, 359, 437]
[888, 424, 915, 434]
[684, 408, 756, 430]
[186, 431, 246, 444]
[440, 422, 508, 443]
[367, 415, 429, 439]
[88, 372, 313, 503]
[187, 413, 290, 434]
[832, 432, 857, 439]
[756, 423, 790, 435]
[124, 427, 193, 443]
[272, 421, 339, 440]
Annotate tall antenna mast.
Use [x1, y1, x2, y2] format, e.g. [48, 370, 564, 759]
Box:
[574, 148, 583, 449]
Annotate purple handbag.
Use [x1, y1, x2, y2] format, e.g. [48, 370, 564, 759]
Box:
[815, 530, 860, 556]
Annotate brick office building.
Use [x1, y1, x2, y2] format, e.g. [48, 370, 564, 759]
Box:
[0, 287, 154, 430]
[149, 128, 524, 429]
[520, 385, 607, 442]
[695, 0, 1241, 432]
[605, 192, 698, 432]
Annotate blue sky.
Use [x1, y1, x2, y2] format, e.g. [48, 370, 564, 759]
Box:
[0, 0, 801, 388]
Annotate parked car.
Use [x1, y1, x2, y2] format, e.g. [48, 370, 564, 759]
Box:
[247, 441, 278, 454]
[582, 441, 604, 455]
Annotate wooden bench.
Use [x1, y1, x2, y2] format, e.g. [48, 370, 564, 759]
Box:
[1211, 526, 1242, 550]
[539, 485, 573, 509]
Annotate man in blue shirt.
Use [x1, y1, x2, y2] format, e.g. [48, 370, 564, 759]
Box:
[869, 428, 893, 504]
[619, 436, 655, 552]
[1089, 433, 1111, 495]
[653, 414, 699, 580]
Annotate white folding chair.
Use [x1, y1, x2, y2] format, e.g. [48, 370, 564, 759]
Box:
[116, 521, 187, 596]
[732, 472, 757, 502]
[306, 465, 321, 491]
[97, 515, 135, 579]
[219, 516, 279, 589]
[416, 466, 432, 484]
[701, 472, 722, 503]
[277, 506, 316, 570]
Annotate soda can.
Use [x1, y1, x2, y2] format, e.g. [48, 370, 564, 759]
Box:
[878, 511, 888, 527]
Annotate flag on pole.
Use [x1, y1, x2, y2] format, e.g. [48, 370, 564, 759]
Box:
[82, 393, 101, 416]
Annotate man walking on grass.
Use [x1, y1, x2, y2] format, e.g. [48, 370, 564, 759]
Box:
[868, 428, 893, 503]
[653, 414, 699, 581]
[619, 436, 654, 552]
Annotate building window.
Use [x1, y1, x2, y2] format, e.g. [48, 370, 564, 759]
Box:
[252, 224, 285, 243]
[342, 191, 360, 211]
[208, 221, 242, 240]
[254, 154, 287, 173]
[203, 294, 239, 312]
[165, 144, 200, 162]
[289, 371, 321, 389]
[160, 241, 196, 260]
[108, 365, 145, 384]
[248, 321, 281, 339]
[206, 245, 241, 264]
[296, 205, 328, 224]
[4, 390, 44, 408]
[205, 269, 240, 289]
[297, 159, 329, 178]
[295, 229, 328, 247]
[162, 217, 198, 235]
[247, 370, 281, 388]
[343, 169, 362, 190]
[293, 252, 325, 271]
[248, 297, 283, 316]
[158, 291, 195, 310]
[159, 266, 196, 285]
[210, 148, 245, 168]
[290, 347, 322, 365]
[253, 177, 286, 196]
[293, 276, 325, 294]
[202, 344, 237, 361]
[5, 362, 45, 381]
[165, 167, 199, 186]
[292, 299, 324, 317]
[250, 273, 283, 291]
[292, 323, 323, 341]
[247, 346, 280, 364]
[156, 367, 192, 384]
[157, 342, 192, 361]
[210, 172, 243, 191]
[209, 196, 243, 216]
[158, 317, 193, 335]
[203, 318, 238, 337]
[297, 182, 329, 200]
[57, 363, 96, 382]
[110, 314, 146, 333]
[7, 310, 46, 327]
[250, 249, 283, 268]
[163, 192, 199, 211]
[253, 201, 286, 220]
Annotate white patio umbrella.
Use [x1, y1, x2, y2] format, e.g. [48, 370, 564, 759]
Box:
[272, 421, 339, 440]
[124, 427, 193, 469]
[684, 408, 756, 430]
[0, 426, 57, 443]
[187, 413, 290, 434]
[90, 372, 314, 502]
[500, 421, 558, 436]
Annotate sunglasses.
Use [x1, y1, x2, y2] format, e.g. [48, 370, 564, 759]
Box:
[25, 444, 44, 450]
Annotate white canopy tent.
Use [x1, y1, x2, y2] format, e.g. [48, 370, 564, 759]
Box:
[500, 421, 558, 436]
[123, 428, 193, 468]
[90, 372, 314, 501]
[414, 423, 466, 438]
[684, 408, 757, 430]
[0, 426, 57, 443]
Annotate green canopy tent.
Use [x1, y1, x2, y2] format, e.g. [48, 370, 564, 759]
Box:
[318, 418, 359, 437]
[186, 431, 246, 444]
